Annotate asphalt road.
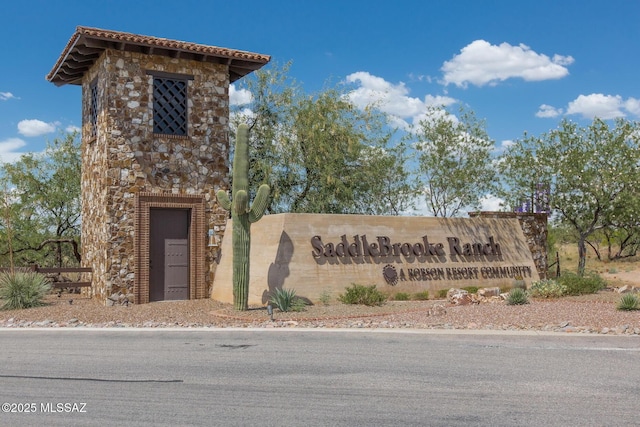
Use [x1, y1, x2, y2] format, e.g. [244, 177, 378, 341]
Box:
[0, 329, 638, 427]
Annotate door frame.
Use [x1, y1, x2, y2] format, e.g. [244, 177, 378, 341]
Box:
[135, 193, 206, 304]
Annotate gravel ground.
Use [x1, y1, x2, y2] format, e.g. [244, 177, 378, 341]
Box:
[1, 290, 639, 334]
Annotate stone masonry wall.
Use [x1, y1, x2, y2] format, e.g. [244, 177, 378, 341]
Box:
[81, 49, 229, 303]
[469, 212, 548, 280]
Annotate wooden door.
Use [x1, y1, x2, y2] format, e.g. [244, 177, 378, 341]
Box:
[149, 209, 189, 301]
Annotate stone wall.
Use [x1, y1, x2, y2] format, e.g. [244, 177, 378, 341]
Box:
[81, 49, 229, 303]
[468, 212, 548, 279]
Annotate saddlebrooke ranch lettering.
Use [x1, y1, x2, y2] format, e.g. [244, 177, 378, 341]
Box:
[311, 234, 501, 261]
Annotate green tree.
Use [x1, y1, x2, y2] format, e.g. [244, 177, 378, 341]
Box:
[413, 105, 498, 217]
[499, 118, 640, 275]
[357, 140, 416, 215]
[277, 89, 396, 214]
[0, 132, 81, 267]
[230, 62, 411, 215]
[231, 61, 298, 200]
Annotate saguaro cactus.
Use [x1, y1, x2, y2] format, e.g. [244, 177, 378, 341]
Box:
[216, 124, 270, 311]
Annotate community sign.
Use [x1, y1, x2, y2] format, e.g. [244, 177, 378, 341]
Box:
[211, 213, 540, 305]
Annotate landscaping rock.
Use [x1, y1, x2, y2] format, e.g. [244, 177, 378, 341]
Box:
[447, 288, 471, 306]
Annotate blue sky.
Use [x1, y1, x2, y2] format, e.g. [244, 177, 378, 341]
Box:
[1, 0, 639, 166]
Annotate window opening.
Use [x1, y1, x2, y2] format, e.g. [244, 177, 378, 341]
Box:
[153, 77, 187, 136]
[89, 79, 98, 139]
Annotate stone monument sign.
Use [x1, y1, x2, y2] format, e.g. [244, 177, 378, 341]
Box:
[211, 213, 542, 305]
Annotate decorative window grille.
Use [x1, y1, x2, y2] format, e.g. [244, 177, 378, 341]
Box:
[153, 77, 188, 136]
[89, 79, 98, 138]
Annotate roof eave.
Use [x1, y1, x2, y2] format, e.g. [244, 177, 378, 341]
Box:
[47, 26, 270, 86]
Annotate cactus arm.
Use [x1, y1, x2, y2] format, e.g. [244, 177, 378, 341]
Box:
[249, 184, 270, 223]
[234, 189, 249, 215]
[216, 190, 232, 211]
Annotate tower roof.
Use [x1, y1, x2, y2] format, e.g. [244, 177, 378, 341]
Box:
[47, 26, 271, 86]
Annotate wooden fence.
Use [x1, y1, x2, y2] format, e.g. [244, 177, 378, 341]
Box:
[0, 265, 92, 292]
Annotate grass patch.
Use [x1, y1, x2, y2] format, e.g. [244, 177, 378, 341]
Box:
[393, 292, 410, 301]
[413, 291, 430, 301]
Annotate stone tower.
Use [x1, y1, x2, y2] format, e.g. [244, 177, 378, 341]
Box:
[47, 26, 269, 304]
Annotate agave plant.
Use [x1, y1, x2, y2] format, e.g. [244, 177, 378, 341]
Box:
[269, 288, 305, 312]
[506, 287, 529, 306]
[0, 271, 51, 310]
[617, 293, 639, 311]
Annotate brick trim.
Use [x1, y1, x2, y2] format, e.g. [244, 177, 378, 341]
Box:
[135, 192, 206, 304]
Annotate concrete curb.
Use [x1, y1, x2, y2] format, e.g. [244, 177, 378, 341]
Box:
[0, 326, 638, 337]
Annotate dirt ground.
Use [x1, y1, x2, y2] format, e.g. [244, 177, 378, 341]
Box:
[599, 269, 640, 287]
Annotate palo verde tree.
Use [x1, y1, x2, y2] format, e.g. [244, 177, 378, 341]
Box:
[413, 105, 498, 217]
[499, 117, 640, 276]
[231, 61, 297, 207]
[276, 89, 399, 214]
[0, 132, 81, 267]
[357, 140, 416, 215]
[231, 62, 411, 215]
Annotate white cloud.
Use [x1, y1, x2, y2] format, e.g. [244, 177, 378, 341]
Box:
[423, 94, 457, 107]
[566, 93, 629, 120]
[623, 97, 640, 117]
[17, 119, 58, 137]
[65, 125, 81, 133]
[229, 84, 253, 106]
[494, 139, 515, 155]
[0, 92, 16, 101]
[408, 73, 433, 84]
[535, 104, 563, 118]
[478, 194, 504, 212]
[441, 40, 574, 88]
[345, 71, 456, 129]
[0, 138, 27, 163]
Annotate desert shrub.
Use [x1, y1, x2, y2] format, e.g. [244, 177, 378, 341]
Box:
[617, 294, 639, 311]
[506, 288, 529, 305]
[558, 272, 605, 296]
[413, 291, 430, 301]
[461, 286, 478, 294]
[528, 279, 567, 298]
[338, 284, 386, 306]
[393, 292, 410, 301]
[0, 271, 51, 310]
[318, 289, 332, 306]
[269, 288, 306, 312]
[437, 289, 448, 299]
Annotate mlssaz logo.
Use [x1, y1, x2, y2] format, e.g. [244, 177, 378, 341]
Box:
[383, 264, 398, 286]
